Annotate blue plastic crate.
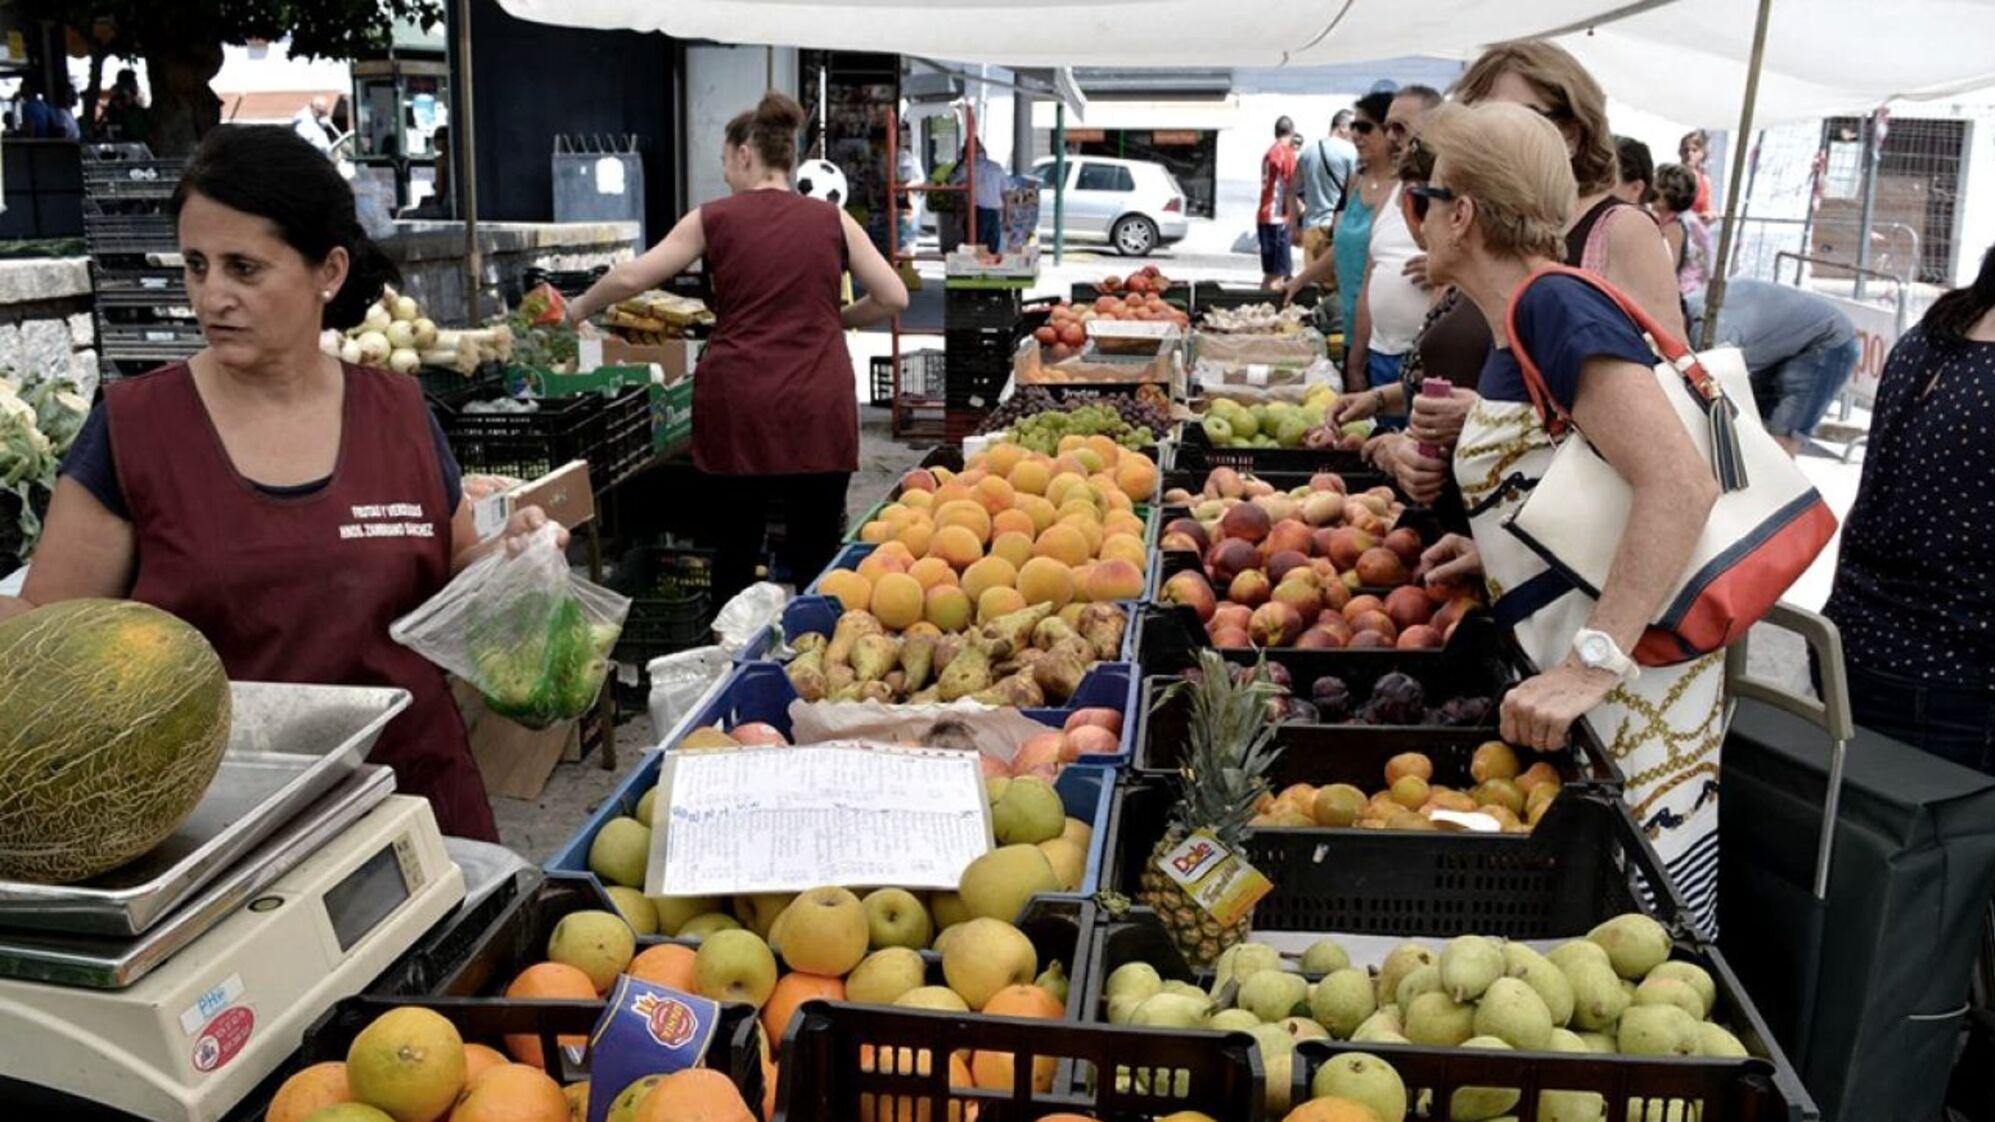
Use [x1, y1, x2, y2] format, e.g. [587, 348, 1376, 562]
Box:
[545, 688, 1120, 899]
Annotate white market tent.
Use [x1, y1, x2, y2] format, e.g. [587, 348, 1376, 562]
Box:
[495, 0, 1995, 126]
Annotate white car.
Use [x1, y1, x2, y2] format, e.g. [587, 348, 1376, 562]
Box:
[1031, 155, 1189, 257]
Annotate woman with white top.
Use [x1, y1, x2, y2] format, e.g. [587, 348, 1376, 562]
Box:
[1346, 87, 1443, 421]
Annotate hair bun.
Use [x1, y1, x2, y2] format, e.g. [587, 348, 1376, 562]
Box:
[755, 91, 806, 133]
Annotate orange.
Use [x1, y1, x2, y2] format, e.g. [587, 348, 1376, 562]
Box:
[907, 557, 958, 591]
[626, 944, 698, 991]
[345, 1007, 466, 1122]
[1282, 1098, 1387, 1122]
[981, 983, 1062, 1019]
[503, 963, 596, 1065]
[631, 1067, 756, 1122]
[462, 1043, 508, 1086]
[449, 1063, 568, 1122]
[761, 972, 845, 1041]
[267, 1061, 352, 1122]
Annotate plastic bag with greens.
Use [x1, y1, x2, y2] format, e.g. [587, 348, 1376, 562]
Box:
[391, 523, 630, 729]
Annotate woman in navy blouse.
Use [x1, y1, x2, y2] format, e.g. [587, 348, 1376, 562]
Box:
[1824, 243, 1995, 772]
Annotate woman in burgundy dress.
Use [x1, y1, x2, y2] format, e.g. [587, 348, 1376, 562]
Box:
[0, 127, 561, 842]
[567, 93, 909, 601]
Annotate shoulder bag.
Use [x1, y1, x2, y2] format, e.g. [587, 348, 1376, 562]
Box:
[1502, 264, 1839, 665]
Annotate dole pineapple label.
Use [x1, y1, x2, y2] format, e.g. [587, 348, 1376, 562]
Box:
[1157, 828, 1272, 926]
[585, 976, 722, 1122]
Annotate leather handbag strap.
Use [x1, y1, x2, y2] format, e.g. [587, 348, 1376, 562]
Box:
[1504, 263, 1723, 438]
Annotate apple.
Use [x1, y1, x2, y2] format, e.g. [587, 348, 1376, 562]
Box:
[734, 892, 795, 939]
[861, 889, 934, 951]
[896, 985, 970, 1011]
[942, 917, 1039, 1010]
[693, 928, 779, 1008]
[773, 886, 869, 976]
[846, 946, 927, 1004]
[959, 844, 1060, 922]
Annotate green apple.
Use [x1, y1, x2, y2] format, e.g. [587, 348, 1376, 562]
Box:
[691, 928, 777, 1008]
[862, 888, 933, 950]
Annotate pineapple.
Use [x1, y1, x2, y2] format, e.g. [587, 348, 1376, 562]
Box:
[1137, 650, 1284, 967]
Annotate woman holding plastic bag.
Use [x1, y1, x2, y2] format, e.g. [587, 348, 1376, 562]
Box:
[0, 127, 559, 841]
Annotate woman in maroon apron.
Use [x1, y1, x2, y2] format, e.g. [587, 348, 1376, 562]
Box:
[565, 92, 909, 602]
[1, 126, 559, 841]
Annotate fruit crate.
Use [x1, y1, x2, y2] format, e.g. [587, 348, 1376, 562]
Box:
[840, 446, 964, 541]
[82, 212, 180, 256]
[1144, 502, 1457, 606]
[772, 1004, 1264, 1122]
[1158, 464, 1393, 504]
[543, 661, 1123, 889]
[797, 543, 1144, 663]
[944, 285, 1024, 330]
[434, 385, 649, 494]
[1172, 419, 1367, 476]
[1102, 780, 1692, 938]
[1292, 1038, 1812, 1122]
[1193, 280, 1324, 312]
[1072, 281, 1193, 310]
[1080, 910, 1813, 1122]
[869, 349, 947, 405]
[1134, 606, 1512, 700]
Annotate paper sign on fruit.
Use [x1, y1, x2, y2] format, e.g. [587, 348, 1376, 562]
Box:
[585, 976, 722, 1122]
[1156, 828, 1272, 927]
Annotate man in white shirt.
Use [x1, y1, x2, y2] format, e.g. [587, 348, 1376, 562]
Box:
[291, 96, 335, 154]
[1348, 85, 1442, 420]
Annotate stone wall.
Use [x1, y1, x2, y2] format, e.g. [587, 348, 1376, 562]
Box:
[0, 259, 98, 397]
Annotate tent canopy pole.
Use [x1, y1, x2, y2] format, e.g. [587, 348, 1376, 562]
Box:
[456, 0, 482, 323]
[1700, 0, 1774, 349]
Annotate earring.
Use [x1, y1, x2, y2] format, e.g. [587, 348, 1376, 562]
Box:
[320, 290, 333, 302]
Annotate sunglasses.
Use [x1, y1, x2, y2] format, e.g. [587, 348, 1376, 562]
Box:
[1406, 183, 1457, 221]
[1530, 104, 1572, 123]
[1351, 119, 1378, 135]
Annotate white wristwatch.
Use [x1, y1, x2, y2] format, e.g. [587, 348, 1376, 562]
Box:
[1572, 628, 1640, 682]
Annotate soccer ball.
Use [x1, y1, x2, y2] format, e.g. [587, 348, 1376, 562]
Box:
[795, 159, 848, 207]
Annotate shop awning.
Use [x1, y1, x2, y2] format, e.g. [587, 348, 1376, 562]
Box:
[496, 0, 1995, 125]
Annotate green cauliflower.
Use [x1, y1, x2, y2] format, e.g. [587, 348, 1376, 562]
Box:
[468, 592, 619, 728]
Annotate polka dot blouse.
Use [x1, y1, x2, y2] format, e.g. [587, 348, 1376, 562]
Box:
[1825, 325, 1995, 687]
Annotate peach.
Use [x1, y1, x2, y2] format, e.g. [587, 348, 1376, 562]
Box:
[1348, 610, 1398, 641]
[1159, 569, 1218, 622]
[1064, 707, 1124, 735]
[977, 586, 1028, 623]
[900, 469, 938, 493]
[818, 569, 871, 613]
[1294, 625, 1346, 650]
[1348, 630, 1393, 649]
[1210, 603, 1253, 633]
[1084, 558, 1145, 602]
[1383, 585, 1434, 630]
[1341, 594, 1386, 623]
[1300, 491, 1345, 527]
[859, 520, 891, 543]
[1383, 527, 1424, 566]
[1308, 471, 1347, 494]
[924, 585, 973, 631]
[1204, 467, 1246, 499]
[1162, 518, 1210, 553]
[1264, 519, 1314, 559]
[1318, 574, 1352, 614]
[1356, 547, 1410, 587]
[1228, 569, 1272, 607]
[961, 556, 1019, 605]
[1210, 625, 1252, 648]
[1017, 556, 1077, 609]
[1249, 602, 1303, 647]
[1065, 724, 1120, 757]
[871, 573, 925, 631]
[1206, 538, 1262, 585]
[1265, 549, 1311, 585]
[1270, 578, 1322, 626]
[1397, 624, 1444, 649]
[1326, 527, 1377, 570]
[1218, 503, 1271, 544]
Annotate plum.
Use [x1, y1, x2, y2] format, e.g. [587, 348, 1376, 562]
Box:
[1309, 675, 1354, 721]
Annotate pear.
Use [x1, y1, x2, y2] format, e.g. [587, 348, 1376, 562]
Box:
[1161, 980, 1209, 1000]
[1440, 935, 1505, 1002]
[1617, 1004, 1701, 1056]
[1395, 964, 1443, 1010]
[1538, 1090, 1608, 1122]
[1697, 1022, 1750, 1057]
[992, 776, 1066, 845]
[846, 947, 927, 1005]
[1280, 1016, 1330, 1042]
[1035, 961, 1070, 1004]
[958, 844, 1059, 922]
[1587, 913, 1672, 980]
[1212, 942, 1285, 995]
[1546, 1028, 1590, 1053]
[1632, 977, 1705, 1020]
[1237, 969, 1309, 1023]
[1300, 938, 1352, 975]
[1471, 977, 1554, 1051]
[1131, 991, 1213, 1028]
[1208, 1008, 1262, 1032]
[1565, 960, 1631, 1032]
[895, 985, 970, 1012]
[1547, 939, 1612, 978]
[1376, 943, 1437, 1007]
[1351, 1005, 1404, 1043]
[775, 886, 869, 976]
[1644, 961, 1717, 1018]
[1308, 967, 1378, 1039]
[1105, 961, 1164, 1002]
[1504, 943, 1575, 1027]
[1576, 1031, 1617, 1054]
[1404, 992, 1474, 1047]
[648, 893, 722, 936]
[1309, 1050, 1409, 1122]
[1449, 1036, 1521, 1122]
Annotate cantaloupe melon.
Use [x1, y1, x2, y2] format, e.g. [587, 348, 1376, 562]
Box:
[0, 599, 230, 883]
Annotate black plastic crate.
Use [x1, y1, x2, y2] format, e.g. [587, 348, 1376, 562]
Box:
[1157, 464, 1394, 506]
[1103, 780, 1691, 938]
[434, 387, 647, 494]
[1073, 281, 1192, 309]
[1173, 420, 1368, 476]
[1134, 607, 1512, 702]
[88, 265, 185, 299]
[870, 349, 947, 404]
[772, 1004, 1263, 1122]
[83, 212, 178, 255]
[1193, 281, 1324, 312]
[521, 264, 609, 298]
[944, 285, 1022, 330]
[609, 542, 717, 693]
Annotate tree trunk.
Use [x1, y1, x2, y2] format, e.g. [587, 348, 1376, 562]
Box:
[82, 48, 104, 140]
[140, 36, 223, 156]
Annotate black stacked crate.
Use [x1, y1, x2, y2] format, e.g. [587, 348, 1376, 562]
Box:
[943, 285, 1021, 415]
[82, 144, 198, 378]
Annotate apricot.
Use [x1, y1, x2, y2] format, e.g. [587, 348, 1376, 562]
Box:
[977, 586, 1027, 623]
[907, 557, 958, 590]
[929, 525, 984, 569]
[1034, 523, 1091, 567]
[924, 585, 974, 631]
[961, 556, 1019, 604]
[990, 530, 1036, 572]
[817, 569, 871, 612]
[871, 573, 925, 631]
[1016, 556, 1077, 608]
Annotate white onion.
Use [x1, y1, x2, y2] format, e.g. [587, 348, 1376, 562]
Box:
[391, 295, 420, 322]
[411, 317, 439, 350]
[356, 330, 392, 365]
[385, 320, 417, 350]
[388, 347, 421, 374]
[361, 304, 393, 333]
[339, 338, 364, 365]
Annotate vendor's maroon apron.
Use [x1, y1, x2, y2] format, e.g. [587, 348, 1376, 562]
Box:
[106, 362, 498, 840]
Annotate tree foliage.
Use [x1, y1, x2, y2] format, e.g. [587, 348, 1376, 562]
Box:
[18, 1, 445, 60]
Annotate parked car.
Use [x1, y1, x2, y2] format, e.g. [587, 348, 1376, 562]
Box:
[1031, 155, 1189, 256]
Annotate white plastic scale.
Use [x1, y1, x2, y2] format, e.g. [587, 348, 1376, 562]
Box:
[0, 685, 473, 1122]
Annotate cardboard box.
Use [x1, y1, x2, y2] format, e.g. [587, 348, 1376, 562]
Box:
[583, 336, 703, 383]
[471, 460, 597, 541]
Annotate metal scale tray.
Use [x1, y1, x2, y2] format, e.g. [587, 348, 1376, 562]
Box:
[0, 682, 409, 937]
